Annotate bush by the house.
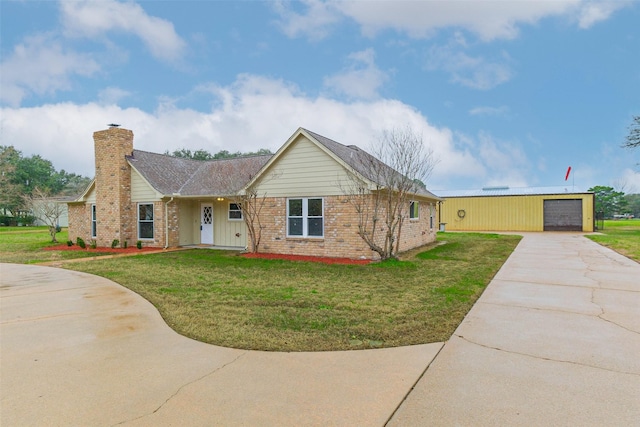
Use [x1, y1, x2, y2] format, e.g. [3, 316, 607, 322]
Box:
[76, 237, 86, 249]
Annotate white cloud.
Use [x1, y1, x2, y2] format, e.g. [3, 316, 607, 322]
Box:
[274, 1, 628, 42]
[469, 106, 510, 117]
[427, 37, 513, 90]
[614, 169, 640, 194]
[577, 1, 630, 29]
[323, 48, 388, 100]
[0, 34, 100, 107]
[475, 131, 531, 187]
[272, 0, 342, 41]
[1, 74, 492, 190]
[60, 0, 186, 63]
[98, 87, 132, 105]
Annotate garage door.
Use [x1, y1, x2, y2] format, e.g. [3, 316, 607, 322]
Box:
[543, 199, 583, 231]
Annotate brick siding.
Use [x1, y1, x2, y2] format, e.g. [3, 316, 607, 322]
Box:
[257, 195, 436, 260]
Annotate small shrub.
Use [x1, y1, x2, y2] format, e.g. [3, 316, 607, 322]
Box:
[90, 240, 97, 249]
[123, 241, 128, 249]
[136, 240, 142, 250]
[76, 237, 86, 249]
[111, 239, 120, 249]
[66, 240, 74, 247]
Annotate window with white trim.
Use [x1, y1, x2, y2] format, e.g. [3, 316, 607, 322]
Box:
[91, 204, 97, 238]
[409, 201, 419, 219]
[228, 203, 242, 220]
[287, 198, 323, 237]
[138, 203, 154, 240]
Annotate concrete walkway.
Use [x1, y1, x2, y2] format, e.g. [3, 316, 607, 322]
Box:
[389, 233, 640, 426]
[1, 233, 639, 426]
[0, 264, 442, 426]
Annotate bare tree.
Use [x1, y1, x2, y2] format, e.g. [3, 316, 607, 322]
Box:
[623, 115, 640, 149]
[216, 156, 278, 253]
[23, 187, 64, 243]
[340, 126, 437, 260]
[232, 184, 268, 253]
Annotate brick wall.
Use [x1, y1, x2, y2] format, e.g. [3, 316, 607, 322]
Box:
[140, 200, 179, 248]
[397, 202, 437, 253]
[67, 127, 181, 249]
[93, 127, 134, 248]
[256, 195, 437, 260]
[67, 203, 91, 243]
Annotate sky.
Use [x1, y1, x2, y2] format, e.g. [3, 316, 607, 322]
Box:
[1, 0, 639, 193]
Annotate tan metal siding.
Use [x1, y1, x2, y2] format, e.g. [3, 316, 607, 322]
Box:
[131, 169, 161, 202]
[441, 194, 594, 232]
[253, 136, 354, 197]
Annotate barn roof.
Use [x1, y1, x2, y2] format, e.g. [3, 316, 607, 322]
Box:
[436, 186, 592, 198]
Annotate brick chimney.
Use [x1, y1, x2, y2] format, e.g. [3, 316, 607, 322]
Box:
[93, 126, 134, 247]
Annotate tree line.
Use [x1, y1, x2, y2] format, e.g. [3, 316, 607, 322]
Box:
[164, 147, 272, 160]
[0, 146, 91, 221]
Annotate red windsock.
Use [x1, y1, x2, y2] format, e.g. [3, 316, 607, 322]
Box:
[565, 166, 572, 181]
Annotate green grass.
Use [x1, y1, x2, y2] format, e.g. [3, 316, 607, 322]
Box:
[587, 219, 640, 262]
[0, 227, 117, 264]
[56, 232, 521, 351]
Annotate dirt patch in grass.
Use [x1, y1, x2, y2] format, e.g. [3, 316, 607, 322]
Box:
[241, 252, 371, 265]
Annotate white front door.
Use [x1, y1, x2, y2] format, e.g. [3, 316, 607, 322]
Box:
[201, 203, 214, 245]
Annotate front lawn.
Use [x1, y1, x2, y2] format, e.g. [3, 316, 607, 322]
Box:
[587, 219, 640, 262]
[62, 233, 521, 351]
[0, 227, 125, 263]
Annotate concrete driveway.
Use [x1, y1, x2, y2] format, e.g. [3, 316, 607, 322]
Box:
[1, 233, 639, 426]
[0, 264, 442, 426]
[389, 233, 640, 426]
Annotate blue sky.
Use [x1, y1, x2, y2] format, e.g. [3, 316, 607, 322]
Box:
[2, 0, 639, 193]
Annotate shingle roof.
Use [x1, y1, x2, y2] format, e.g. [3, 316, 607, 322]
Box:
[435, 186, 591, 198]
[127, 150, 272, 196]
[303, 129, 441, 200]
[124, 128, 440, 200]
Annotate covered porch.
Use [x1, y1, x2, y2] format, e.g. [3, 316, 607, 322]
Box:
[173, 197, 248, 249]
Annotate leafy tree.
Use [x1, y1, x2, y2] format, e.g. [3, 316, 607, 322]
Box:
[624, 194, 640, 217]
[166, 148, 272, 160]
[0, 146, 91, 215]
[589, 185, 628, 218]
[58, 172, 92, 196]
[0, 146, 22, 215]
[623, 115, 640, 149]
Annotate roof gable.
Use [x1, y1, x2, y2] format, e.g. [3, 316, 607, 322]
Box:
[246, 128, 441, 201]
[70, 179, 95, 203]
[244, 128, 376, 191]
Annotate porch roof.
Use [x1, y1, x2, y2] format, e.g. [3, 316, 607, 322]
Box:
[127, 150, 271, 197]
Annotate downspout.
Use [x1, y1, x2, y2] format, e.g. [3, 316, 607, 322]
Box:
[164, 196, 174, 249]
